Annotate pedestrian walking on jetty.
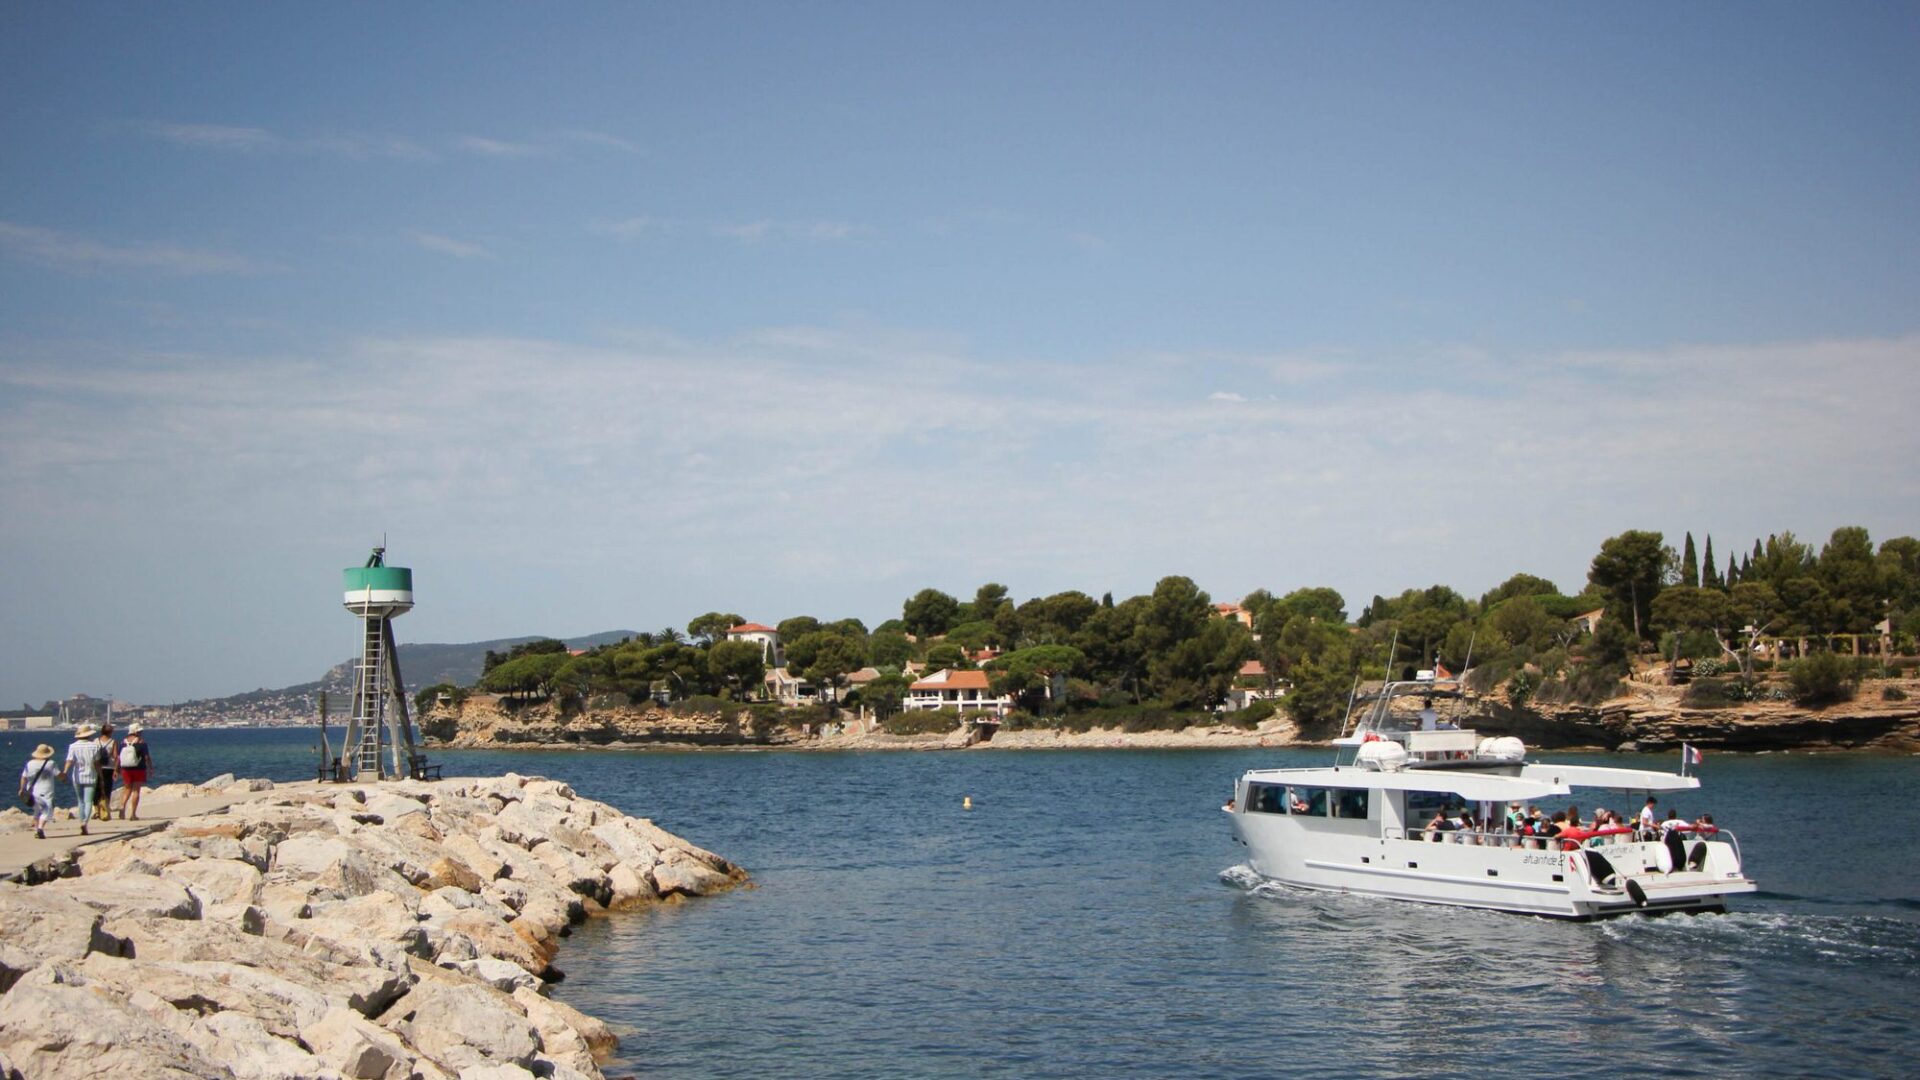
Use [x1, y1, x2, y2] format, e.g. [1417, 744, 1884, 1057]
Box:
[94, 721, 119, 820]
[17, 744, 57, 840]
[117, 724, 153, 821]
[59, 723, 102, 835]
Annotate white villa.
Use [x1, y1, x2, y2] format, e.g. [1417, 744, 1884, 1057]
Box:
[726, 622, 783, 667]
[904, 669, 1014, 716]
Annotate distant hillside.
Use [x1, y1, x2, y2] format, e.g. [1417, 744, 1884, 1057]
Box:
[158, 630, 638, 718]
[384, 631, 639, 691]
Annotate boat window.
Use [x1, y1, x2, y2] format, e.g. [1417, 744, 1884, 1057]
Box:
[1332, 789, 1370, 820]
[1407, 791, 1460, 821]
[1286, 787, 1329, 816]
[1245, 782, 1286, 814]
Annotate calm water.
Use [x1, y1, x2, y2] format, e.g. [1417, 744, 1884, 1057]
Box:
[7, 729, 1916, 1078]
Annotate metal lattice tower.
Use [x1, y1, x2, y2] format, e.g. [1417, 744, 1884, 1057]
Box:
[337, 547, 419, 780]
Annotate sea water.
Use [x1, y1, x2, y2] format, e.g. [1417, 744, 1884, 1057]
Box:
[8, 730, 1914, 1077]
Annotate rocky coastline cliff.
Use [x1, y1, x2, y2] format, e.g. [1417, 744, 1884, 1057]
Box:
[0, 773, 744, 1079]
[429, 682, 1920, 755]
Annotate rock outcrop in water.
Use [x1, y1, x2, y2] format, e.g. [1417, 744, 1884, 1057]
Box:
[432, 695, 797, 749]
[1474, 683, 1920, 753]
[0, 773, 745, 1080]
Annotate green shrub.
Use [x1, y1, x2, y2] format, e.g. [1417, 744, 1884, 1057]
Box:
[1692, 657, 1727, 678]
[1682, 678, 1759, 708]
[1234, 699, 1278, 727]
[1506, 670, 1539, 707]
[1881, 686, 1908, 702]
[1786, 651, 1860, 706]
[669, 694, 734, 718]
[413, 683, 467, 715]
[1533, 664, 1626, 706]
[882, 709, 962, 736]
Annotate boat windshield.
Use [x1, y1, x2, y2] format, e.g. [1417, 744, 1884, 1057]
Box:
[1244, 782, 1369, 819]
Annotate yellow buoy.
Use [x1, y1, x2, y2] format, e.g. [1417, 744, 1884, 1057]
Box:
[963, 796, 973, 810]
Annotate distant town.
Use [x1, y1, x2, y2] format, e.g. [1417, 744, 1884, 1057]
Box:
[0, 687, 327, 731]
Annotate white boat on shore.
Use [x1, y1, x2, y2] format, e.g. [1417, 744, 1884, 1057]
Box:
[1226, 672, 1756, 919]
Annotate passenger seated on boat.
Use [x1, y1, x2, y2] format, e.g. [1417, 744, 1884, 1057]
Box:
[1333, 790, 1369, 819]
[1691, 813, 1717, 833]
[1423, 809, 1458, 842]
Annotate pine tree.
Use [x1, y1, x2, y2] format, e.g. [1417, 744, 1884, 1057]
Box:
[1703, 535, 1720, 588]
[1682, 532, 1699, 588]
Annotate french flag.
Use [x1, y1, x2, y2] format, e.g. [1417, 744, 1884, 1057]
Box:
[1682, 744, 1704, 767]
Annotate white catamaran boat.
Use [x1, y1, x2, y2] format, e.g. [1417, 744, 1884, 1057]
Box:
[1227, 672, 1755, 919]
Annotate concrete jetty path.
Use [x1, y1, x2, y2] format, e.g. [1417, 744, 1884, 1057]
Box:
[0, 785, 293, 880]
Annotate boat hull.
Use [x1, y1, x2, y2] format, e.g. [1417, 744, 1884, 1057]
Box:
[1229, 811, 1756, 920]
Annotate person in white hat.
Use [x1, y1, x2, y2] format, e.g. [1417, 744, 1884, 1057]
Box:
[58, 723, 102, 835]
[17, 744, 58, 839]
[117, 724, 153, 821]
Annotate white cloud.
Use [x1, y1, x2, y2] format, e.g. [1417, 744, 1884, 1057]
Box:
[713, 220, 773, 242]
[0, 221, 275, 275]
[713, 219, 870, 242]
[145, 122, 436, 161]
[408, 231, 495, 260]
[5, 329, 1917, 702]
[598, 217, 873, 244]
[455, 135, 542, 158]
[147, 123, 281, 151]
[592, 216, 671, 241]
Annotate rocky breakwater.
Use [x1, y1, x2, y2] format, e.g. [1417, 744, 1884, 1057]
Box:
[0, 773, 745, 1080]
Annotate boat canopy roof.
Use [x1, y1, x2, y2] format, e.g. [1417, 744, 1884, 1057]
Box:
[1240, 766, 1571, 802]
[1242, 762, 1702, 801]
[1516, 763, 1701, 793]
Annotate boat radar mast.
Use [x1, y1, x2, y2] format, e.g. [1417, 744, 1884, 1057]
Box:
[334, 546, 422, 781]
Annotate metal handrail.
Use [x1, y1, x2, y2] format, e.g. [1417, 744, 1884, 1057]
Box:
[1384, 824, 1739, 854]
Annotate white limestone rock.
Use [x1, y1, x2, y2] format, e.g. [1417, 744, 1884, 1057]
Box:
[650, 852, 734, 898]
[513, 985, 616, 1068]
[444, 956, 544, 996]
[0, 965, 223, 1079]
[196, 1010, 339, 1080]
[163, 856, 265, 908]
[606, 860, 657, 907]
[78, 954, 331, 1041]
[300, 1007, 412, 1080]
[382, 978, 539, 1072]
[39, 874, 202, 921]
[0, 883, 126, 964]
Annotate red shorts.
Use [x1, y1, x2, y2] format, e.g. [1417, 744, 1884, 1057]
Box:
[120, 768, 148, 786]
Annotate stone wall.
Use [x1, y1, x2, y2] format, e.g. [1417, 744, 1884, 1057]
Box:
[0, 773, 745, 1080]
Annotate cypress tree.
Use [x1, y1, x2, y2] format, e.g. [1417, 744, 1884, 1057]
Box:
[1682, 532, 1699, 588]
[1703, 535, 1720, 588]
[1727, 554, 1739, 585]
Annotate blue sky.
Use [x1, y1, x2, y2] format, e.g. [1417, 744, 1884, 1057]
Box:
[2, 3, 1917, 705]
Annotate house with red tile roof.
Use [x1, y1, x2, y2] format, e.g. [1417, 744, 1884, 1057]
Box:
[904, 668, 1013, 717]
[1214, 602, 1254, 628]
[726, 622, 783, 666]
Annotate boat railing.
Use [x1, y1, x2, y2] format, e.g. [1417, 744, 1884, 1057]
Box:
[1381, 825, 1740, 859]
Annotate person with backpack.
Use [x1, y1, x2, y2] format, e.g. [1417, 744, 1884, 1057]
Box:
[18, 744, 58, 840]
[117, 724, 153, 821]
[58, 724, 102, 835]
[94, 722, 119, 820]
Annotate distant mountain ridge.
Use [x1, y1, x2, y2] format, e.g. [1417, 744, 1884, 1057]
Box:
[162, 630, 638, 717]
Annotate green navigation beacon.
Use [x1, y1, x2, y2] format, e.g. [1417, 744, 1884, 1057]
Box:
[335, 546, 424, 781]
